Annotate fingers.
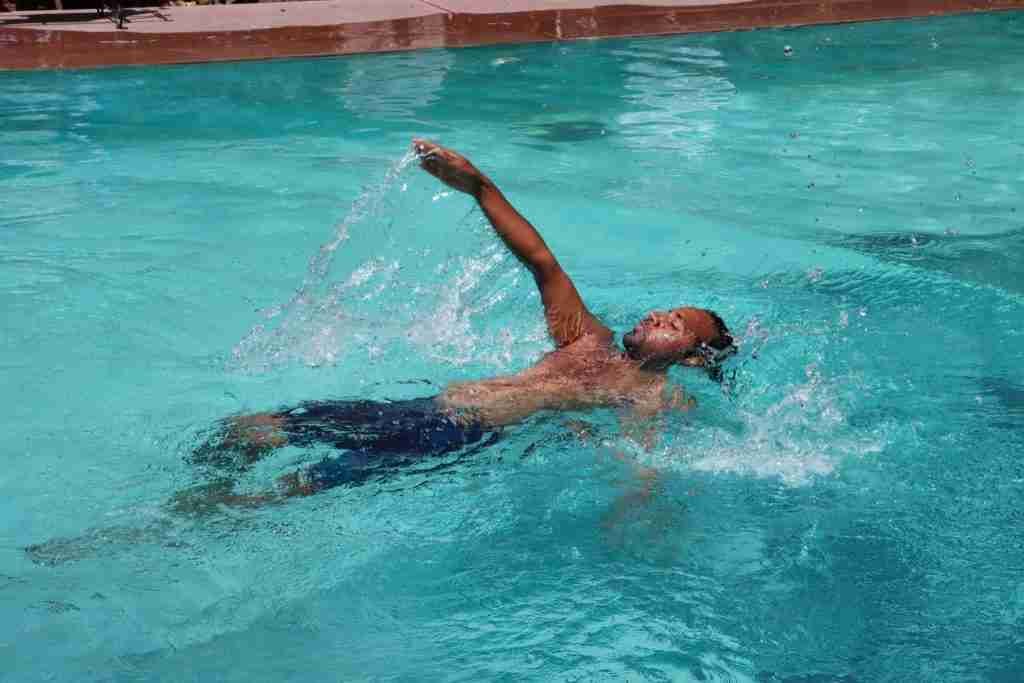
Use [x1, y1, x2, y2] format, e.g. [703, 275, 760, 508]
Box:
[411, 139, 480, 194]
[413, 138, 440, 159]
[419, 151, 443, 178]
[414, 139, 449, 180]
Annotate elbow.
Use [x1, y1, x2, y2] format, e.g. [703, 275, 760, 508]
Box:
[530, 251, 560, 281]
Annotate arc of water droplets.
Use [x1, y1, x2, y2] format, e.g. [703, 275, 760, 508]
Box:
[275, 149, 420, 319]
[230, 150, 419, 370]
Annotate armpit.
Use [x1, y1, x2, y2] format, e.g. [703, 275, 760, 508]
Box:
[546, 307, 586, 347]
[546, 307, 612, 348]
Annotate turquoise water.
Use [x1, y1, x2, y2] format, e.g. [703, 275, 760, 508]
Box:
[3, 11, 1024, 681]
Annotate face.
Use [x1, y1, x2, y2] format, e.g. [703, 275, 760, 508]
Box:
[623, 307, 718, 366]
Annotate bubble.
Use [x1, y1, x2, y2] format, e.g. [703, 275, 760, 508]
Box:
[783, 45, 793, 57]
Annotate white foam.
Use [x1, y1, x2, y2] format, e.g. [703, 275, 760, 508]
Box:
[661, 364, 886, 486]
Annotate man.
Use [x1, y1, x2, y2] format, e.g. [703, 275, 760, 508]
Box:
[189, 140, 735, 504]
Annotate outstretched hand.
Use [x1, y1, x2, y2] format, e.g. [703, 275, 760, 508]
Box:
[413, 138, 486, 197]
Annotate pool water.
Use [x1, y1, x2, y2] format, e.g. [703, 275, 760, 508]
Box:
[3, 11, 1024, 681]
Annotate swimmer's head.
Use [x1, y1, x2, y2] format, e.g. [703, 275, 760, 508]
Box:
[623, 307, 736, 376]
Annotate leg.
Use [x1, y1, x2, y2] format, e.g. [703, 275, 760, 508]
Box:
[188, 397, 489, 501]
[168, 478, 281, 517]
[188, 401, 395, 473]
[226, 412, 289, 452]
[275, 448, 391, 497]
[189, 412, 289, 472]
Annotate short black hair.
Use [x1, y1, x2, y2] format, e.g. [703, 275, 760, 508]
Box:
[705, 309, 734, 351]
[699, 310, 737, 385]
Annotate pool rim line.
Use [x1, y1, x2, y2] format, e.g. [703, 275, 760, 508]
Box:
[0, 0, 1021, 72]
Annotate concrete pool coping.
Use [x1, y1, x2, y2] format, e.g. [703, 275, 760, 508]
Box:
[0, 0, 1021, 70]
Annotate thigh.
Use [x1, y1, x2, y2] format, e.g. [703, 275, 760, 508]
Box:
[281, 398, 444, 452]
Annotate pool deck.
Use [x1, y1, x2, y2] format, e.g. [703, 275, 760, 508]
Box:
[1, 0, 1020, 70]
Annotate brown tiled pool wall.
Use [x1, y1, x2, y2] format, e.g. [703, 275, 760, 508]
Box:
[1, 0, 1021, 71]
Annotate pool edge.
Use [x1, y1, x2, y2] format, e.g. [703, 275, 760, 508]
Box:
[1, 0, 1022, 71]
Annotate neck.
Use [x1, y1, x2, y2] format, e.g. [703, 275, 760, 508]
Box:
[619, 349, 671, 376]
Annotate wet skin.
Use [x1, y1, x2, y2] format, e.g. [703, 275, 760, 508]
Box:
[213, 140, 729, 500]
[412, 140, 723, 425]
[437, 307, 718, 426]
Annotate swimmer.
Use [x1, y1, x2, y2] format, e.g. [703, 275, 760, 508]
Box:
[181, 140, 736, 507]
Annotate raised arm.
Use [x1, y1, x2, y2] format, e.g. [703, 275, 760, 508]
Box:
[415, 139, 610, 347]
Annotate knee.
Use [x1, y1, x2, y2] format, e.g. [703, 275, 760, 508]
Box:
[227, 413, 288, 452]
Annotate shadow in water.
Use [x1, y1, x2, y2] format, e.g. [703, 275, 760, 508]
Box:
[980, 376, 1024, 412]
[23, 520, 185, 568]
[977, 376, 1024, 430]
[512, 119, 610, 145]
[829, 228, 1024, 294]
[757, 673, 857, 683]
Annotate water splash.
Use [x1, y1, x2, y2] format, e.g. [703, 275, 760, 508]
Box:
[687, 364, 854, 485]
[231, 151, 417, 372]
[654, 322, 889, 486]
[407, 243, 544, 369]
[230, 151, 543, 375]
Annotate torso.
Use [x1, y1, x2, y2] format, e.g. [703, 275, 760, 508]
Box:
[436, 332, 669, 426]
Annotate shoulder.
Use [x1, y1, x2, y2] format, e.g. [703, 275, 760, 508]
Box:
[550, 325, 616, 362]
[552, 315, 614, 350]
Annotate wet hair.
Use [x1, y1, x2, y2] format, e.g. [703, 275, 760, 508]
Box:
[704, 309, 734, 351]
[694, 309, 737, 384]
